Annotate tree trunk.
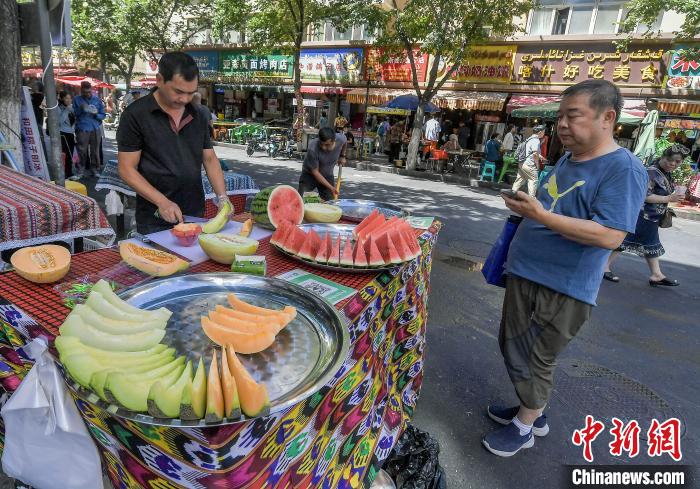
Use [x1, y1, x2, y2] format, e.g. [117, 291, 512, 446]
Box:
[293, 47, 304, 146]
[406, 103, 425, 171]
[0, 0, 22, 165]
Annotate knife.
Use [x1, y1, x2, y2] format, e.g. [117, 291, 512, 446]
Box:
[129, 232, 192, 262]
[335, 165, 343, 196]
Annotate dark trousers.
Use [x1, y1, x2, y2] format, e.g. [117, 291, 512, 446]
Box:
[388, 142, 401, 164]
[76, 128, 102, 172]
[299, 178, 334, 202]
[60, 132, 75, 178]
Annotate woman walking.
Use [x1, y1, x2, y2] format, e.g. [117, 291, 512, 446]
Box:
[605, 145, 689, 286]
[58, 91, 76, 179]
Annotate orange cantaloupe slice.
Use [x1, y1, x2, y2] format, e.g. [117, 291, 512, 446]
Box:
[219, 347, 241, 419]
[239, 218, 254, 238]
[209, 311, 278, 336]
[225, 345, 270, 418]
[214, 305, 287, 331]
[201, 317, 276, 354]
[227, 293, 297, 322]
[205, 350, 224, 423]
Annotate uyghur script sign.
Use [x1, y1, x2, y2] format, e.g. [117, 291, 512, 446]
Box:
[512, 44, 667, 87]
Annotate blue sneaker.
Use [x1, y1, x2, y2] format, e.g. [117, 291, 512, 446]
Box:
[487, 405, 549, 436]
[482, 422, 535, 457]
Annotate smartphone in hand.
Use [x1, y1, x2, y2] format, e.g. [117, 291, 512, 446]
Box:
[500, 189, 519, 199]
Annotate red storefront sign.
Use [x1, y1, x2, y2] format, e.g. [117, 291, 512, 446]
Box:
[365, 48, 429, 83]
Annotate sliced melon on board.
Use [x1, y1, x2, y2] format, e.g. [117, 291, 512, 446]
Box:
[69, 304, 166, 335]
[55, 336, 169, 360]
[120, 241, 189, 277]
[59, 315, 165, 352]
[205, 350, 225, 423]
[91, 280, 171, 322]
[180, 358, 207, 420]
[201, 317, 276, 354]
[225, 346, 270, 418]
[220, 347, 241, 419]
[148, 360, 193, 418]
[104, 357, 185, 411]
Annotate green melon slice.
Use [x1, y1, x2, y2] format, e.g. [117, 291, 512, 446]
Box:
[104, 357, 185, 412]
[55, 336, 168, 360]
[180, 358, 207, 420]
[85, 291, 144, 322]
[202, 199, 232, 234]
[91, 280, 172, 322]
[304, 203, 342, 223]
[198, 234, 259, 265]
[59, 315, 165, 352]
[69, 304, 166, 335]
[147, 360, 193, 418]
[62, 350, 172, 388]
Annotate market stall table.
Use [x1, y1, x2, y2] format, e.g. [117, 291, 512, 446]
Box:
[0, 166, 115, 255]
[95, 159, 259, 234]
[0, 214, 441, 488]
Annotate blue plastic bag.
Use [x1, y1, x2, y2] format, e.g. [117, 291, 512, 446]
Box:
[481, 215, 522, 288]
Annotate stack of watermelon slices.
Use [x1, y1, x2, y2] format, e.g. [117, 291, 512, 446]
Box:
[270, 214, 421, 269]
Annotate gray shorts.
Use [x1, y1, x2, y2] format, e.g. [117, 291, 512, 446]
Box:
[499, 274, 592, 409]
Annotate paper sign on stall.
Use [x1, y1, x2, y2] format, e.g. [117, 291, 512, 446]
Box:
[277, 269, 356, 305]
[406, 216, 435, 229]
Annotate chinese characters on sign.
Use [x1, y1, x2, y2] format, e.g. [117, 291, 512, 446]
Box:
[666, 44, 700, 91]
[436, 46, 516, 84]
[19, 87, 49, 181]
[572, 416, 683, 463]
[220, 51, 294, 81]
[512, 45, 666, 87]
[365, 48, 429, 83]
[299, 48, 364, 84]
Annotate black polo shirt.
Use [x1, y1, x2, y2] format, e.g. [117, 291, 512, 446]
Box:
[117, 91, 213, 233]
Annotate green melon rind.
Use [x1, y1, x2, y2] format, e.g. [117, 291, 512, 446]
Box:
[103, 357, 185, 412]
[180, 358, 207, 420]
[202, 199, 233, 234]
[251, 185, 304, 229]
[147, 360, 193, 418]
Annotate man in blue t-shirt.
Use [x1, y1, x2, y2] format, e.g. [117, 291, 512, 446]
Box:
[482, 80, 648, 457]
[73, 81, 106, 177]
[484, 133, 503, 173]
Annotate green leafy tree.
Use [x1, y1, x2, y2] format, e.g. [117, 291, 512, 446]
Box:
[375, 0, 532, 170]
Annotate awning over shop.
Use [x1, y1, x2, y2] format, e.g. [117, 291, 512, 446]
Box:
[367, 106, 411, 115]
[22, 67, 79, 79]
[657, 99, 700, 115]
[346, 88, 412, 105]
[511, 101, 643, 124]
[506, 95, 559, 114]
[300, 86, 351, 95]
[132, 77, 157, 88]
[214, 84, 295, 93]
[432, 91, 508, 111]
[624, 99, 647, 117]
[55, 76, 114, 89]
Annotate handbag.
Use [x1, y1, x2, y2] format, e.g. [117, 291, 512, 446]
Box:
[481, 215, 522, 287]
[659, 208, 675, 228]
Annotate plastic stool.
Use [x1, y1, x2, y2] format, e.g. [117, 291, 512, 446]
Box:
[480, 161, 496, 182]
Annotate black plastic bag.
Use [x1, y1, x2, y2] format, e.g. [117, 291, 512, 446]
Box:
[383, 424, 447, 489]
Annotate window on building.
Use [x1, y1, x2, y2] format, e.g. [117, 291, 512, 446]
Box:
[568, 5, 595, 34]
[305, 22, 375, 41]
[529, 8, 554, 35]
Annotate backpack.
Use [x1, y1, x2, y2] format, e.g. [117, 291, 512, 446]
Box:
[377, 122, 388, 137]
[514, 135, 537, 163]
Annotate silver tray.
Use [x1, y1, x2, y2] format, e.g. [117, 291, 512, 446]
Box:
[326, 199, 409, 223]
[61, 273, 350, 427]
[272, 223, 399, 273]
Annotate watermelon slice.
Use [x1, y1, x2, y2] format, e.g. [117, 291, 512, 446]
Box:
[315, 233, 332, 263]
[402, 229, 421, 258]
[390, 229, 413, 262]
[376, 231, 402, 265]
[298, 230, 322, 260]
[284, 226, 307, 254]
[356, 214, 386, 241]
[251, 185, 304, 228]
[271, 221, 291, 247]
[340, 238, 354, 266]
[352, 241, 368, 268]
[354, 209, 381, 237]
[364, 235, 385, 267]
[370, 216, 401, 239]
[328, 237, 341, 266]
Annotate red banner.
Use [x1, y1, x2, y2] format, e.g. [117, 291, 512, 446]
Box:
[365, 48, 429, 83]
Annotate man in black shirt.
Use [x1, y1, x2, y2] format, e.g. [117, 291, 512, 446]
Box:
[298, 128, 347, 201]
[117, 52, 229, 233]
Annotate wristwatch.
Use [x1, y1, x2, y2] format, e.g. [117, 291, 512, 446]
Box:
[215, 194, 228, 206]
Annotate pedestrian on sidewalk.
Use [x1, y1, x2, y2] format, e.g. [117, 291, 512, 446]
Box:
[58, 91, 76, 180]
[512, 125, 546, 197]
[388, 119, 403, 165]
[604, 144, 689, 286]
[502, 125, 517, 155]
[376, 117, 389, 154]
[422, 113, 440, 160]
[343, 124, 355, 160]
[484, 79, 647, 457]
[73, 81, 106, 177]
[298, 127, 347, 201]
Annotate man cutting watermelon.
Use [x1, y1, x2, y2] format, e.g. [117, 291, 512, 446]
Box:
[298, 127, 348, 201]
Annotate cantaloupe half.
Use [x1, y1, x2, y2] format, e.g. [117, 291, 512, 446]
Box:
[104, 357, 185, 412]
[148, 360, 193, 418]
[91, 279, 171, 322]
[62, 349, 173, 388]
[225, 346, 270, 418]
[180, 358, 207, 420]
[201, 317, 276, 354]
[89, 352, 175, 401]
[209, 310, 279, 336]
[227, 293, 297, 322]
[55, 336, 168, 360]
[68, 304, 166, 335]
[219, 347, 241, 419]
[60, 315, 166, 352]
[205, 350, 224, 423]
[214, 305, 287, 332]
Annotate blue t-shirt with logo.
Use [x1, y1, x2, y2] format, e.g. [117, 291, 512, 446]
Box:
[506, 148, 648, 306]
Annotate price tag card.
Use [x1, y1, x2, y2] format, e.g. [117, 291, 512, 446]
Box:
[276, 269, 356, 305]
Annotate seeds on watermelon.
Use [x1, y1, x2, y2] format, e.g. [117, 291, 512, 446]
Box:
[340, 238, 354, 266]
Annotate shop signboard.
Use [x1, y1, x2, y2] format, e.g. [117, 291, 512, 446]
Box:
[365, 48, 428, 83]
[512, 44, 667, 87]
[300, 48, 363, 84]
[432, 46, 515, 84]
[665, 45, 700, 91]
[664, 119, 700, 130]
[185, 50, 219, 79]
[220, 51, 294, 81]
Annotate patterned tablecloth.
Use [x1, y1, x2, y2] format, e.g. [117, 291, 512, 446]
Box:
[0, 219, 441, 489]
[0, 166, 116, 252]
[95, 159, 259, 198]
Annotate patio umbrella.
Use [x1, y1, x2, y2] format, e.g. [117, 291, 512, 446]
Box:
[55, 76, 114, 90]
[385, 94, 440, 113]
[633, 110, 659, 163]
[512, 101, 644, 125]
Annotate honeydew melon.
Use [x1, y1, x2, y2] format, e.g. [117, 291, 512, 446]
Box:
[59, 315, 165, 352]
[62, 350, 173, 388]
[198, 234, 259, 265]
[202, 199, 232, 234]
[85, 291, 143, 322]
[91, 280, 172, 322]
[180, 358, 207, 420]
[88, 352, 176, 400]
[104, 358, 185, 411]
[147, 360, 193, 418]
[303, 203, 342, 223]
[68, 304, 166, 335]
[55, 336, 168, 360]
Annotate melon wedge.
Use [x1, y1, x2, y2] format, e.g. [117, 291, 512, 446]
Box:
[62, 350, 173, 388]
[60, 315, 165, 352]
[148, 360, 193, 418]
[180, 358, 207, 420]
[210, 310, 280, 335]
[91, 280, 171, 322]
[340, 238, 354, 266]
[270, 221, 290, 247]
[354, 209, 381, 236]
[239, 218, 254, 238]
[85, 291, 144, 322]
[328, 237, 341, 266]
[225, 346, 270, 418]
[402, 229, 422, 258]
[69, 304, 166, 335]
[353, 240, 368, 267]
[89, 350, 176, 401]
[368, 216, 400, 241]
[364, 235, 385, 267]
[120, 242, 189, 277]
[55, 336, 168, 360]
[354, 212, 385, 239]
[297, 229, 322, 260]
[376, 231, 403, 265]
[314, 233, 332, 263]
[227, 293, 296, 323]
[391, 229, 413, 262]
[220, 347, 241, 419]
[104, 357, 185, 411]
[214, 305, 287, 331]
[205, 350, 224, 422]
[201, 317, 276, 354]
